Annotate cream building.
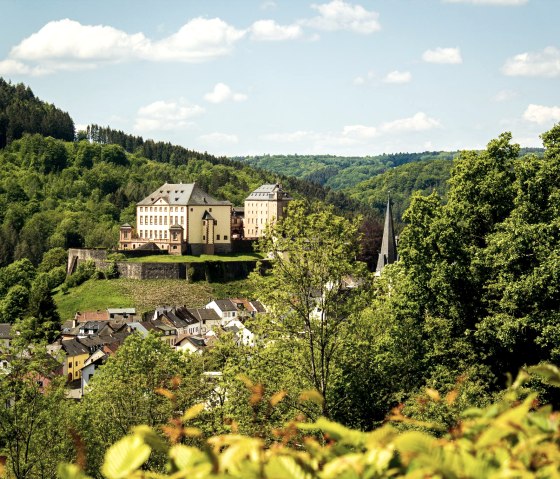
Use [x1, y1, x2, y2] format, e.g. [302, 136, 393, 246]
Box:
[243, 184, 292, 239]
[119, 183, 232, 255]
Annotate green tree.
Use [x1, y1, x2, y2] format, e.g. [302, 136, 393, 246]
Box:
[0, 344, 73, 479]
[251, 200, 367, 417]
[76, 333, 206, 476]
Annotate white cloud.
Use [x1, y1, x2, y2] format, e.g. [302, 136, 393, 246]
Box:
[302, 0, 381, 34]
[493, 89, 517, 102]
[250, 20, 303, 41]
[523, 104, 560, 124]
[134, 100, 204, 131]
[383, 70, 412, 84]
[263, 112, 439, 147]
[148, 17, 246, 62]
[502, 46, 560, 77]
[2, 17, 246, 74]
[10, 19, 149, 62]
[380, 112, 441, 133]
[204, 83, 247, 103]
[422, 47, 463, 64]
[199, 132, 239, 144]
[342, 124, 378, 139]
[443, 0, 527, 4]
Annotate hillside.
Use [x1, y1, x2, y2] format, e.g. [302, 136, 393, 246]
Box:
[0, 78, 74, 148]
[0, 80, 381, 270]
[233, 151, 456, 191]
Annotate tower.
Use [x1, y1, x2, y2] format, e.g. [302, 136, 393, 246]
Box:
[375, 197, 397, 275]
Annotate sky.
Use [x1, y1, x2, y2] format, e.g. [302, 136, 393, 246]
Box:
[0, 0, 558, 157]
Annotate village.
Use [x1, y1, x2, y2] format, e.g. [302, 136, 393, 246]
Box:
[0, 179, 397, 399]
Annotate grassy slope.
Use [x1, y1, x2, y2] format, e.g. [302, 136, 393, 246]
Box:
[54, 278, 252, 321]
[126, 253, 263, 263]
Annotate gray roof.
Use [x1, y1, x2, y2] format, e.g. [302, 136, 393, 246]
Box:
[0, 323, 12, 339]
[251, 300, 266, 313]
[210, 299, 237, 312]
[138, 183, 232, 207]
[186, 308, 221, 322]
[61, 339, 90, 357]
[376, 197, 398, 274]
[246, 183, 292, 201]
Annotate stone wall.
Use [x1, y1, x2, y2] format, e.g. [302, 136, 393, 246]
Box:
[67, 248, 266, 281]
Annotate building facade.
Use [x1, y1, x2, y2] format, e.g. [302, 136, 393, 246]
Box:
[243, 184, 292, 239]
[119, 183, 233, 255]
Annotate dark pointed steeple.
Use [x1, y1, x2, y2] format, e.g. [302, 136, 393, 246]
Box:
[375, 196, 397, 274]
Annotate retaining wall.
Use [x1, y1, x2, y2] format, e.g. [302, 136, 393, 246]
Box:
[67, 248, 266, 282]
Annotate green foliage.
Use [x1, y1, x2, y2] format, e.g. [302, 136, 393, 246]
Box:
[251, 200, 369, 418]
[64, 260, 96, 288]
[59, 370, 560, 479]
[0, 78, 74, 148]
[0, 344, 74, 479]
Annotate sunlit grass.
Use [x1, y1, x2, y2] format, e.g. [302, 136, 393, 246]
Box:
[54, 278, 252, 321]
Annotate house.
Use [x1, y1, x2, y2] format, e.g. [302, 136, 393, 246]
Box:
[0, 323, 12, 352]
[119, 182, 233, 255]
[127, 321, 177, 347]
[152, 306, 196, 336]
[175, 335, 206, 354]
[244, 183, 291, 239]
[184, 308, 222, 335]
[205, 299, 266, 324]
[59, 338, 90, 382]
[107, 308, 137, 321]
[223, 319, 256, 347]
[205, 299, 239, 323]
[81, 349, 108, 393]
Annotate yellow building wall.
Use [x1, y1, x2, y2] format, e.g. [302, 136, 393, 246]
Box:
[66, 352, 89, 381]
[187, 205, 232, 244]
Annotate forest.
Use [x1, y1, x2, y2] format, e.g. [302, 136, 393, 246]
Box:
[1, 77, 560, 478]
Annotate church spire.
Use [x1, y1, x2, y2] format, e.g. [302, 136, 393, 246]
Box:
[375, 196, 397, 274]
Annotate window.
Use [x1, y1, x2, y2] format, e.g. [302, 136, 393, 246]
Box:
[224, 235, 228, 240]
[203, 235, 206, 240]
[190, 207, 193, 212]
[164, 216, 167, 225]
[216, 234, 220, 240]
[209, 208, 212, 212]
[164, 231, 167, 239]
[123, 231, 128, 239]
[139, 217, 143, 225]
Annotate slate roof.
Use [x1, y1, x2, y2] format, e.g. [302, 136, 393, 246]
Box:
[137, 183, 232, 207]
[176, 335, 206, 349]
[135, 242, 162, 251]
[61, 339, 90, 357]
[0, 323, 12, 339]
[210, 299, 237, 312]
[83, 349, 107, 368]
[186, 308, 221, 322]
[246, 184, 292, 201]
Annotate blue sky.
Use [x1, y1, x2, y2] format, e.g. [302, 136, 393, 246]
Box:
[1, 0, 558, 156]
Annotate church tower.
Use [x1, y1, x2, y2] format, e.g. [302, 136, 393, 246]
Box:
[375, 197, 397, 275]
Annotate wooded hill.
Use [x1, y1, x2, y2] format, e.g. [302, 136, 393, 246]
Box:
[0, 79, 379, 269]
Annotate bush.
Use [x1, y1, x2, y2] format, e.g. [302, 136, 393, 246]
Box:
[64, 260, 96, 288]
[59, 366, 560, 479]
